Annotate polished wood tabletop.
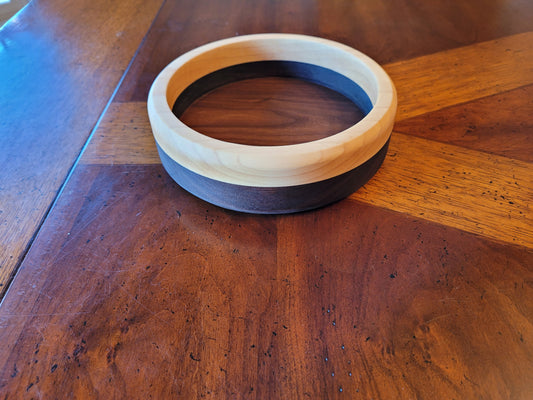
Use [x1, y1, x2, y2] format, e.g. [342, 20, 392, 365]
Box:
[1, 0, 532, 398]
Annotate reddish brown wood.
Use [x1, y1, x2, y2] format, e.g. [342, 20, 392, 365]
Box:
[180, 77, 363, 146]
[116, 0, 533, 103]
[0, 165, 531, 398]
[394, 84, 533, 162]
[317, 0, 533, 64]
[0, 0, 164, 297]
[1, 0, 533, 398]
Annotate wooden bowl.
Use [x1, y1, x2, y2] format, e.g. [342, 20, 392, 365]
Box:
[147, 33, 397, 213]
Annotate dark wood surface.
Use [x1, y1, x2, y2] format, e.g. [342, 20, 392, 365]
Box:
[0, 0, 165, 297]
[1, 0, 532, 398]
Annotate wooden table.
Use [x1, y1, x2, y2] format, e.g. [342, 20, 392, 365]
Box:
[1, 0, 532, 398]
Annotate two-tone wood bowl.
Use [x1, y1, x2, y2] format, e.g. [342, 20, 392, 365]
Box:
[147, 33, 397, 213]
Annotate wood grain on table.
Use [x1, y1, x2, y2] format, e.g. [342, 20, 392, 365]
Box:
[0, 0, 165, 298]
[1, 0, 532, 398]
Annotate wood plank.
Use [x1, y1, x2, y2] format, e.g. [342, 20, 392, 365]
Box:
[394, 84, 533, 162]
[0, 0, 164, 297]
[352, 133, 532, 248]
[0, 164, 531, 397]
[116, 0, 533, 102]
[387, 32, 533, 121]
[276, 202, 533, 398]
[317, 0, 533, 64]
[0, 165, 280, 398]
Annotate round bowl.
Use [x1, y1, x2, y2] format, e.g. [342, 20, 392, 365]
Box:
[147, 33, 397, 213]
